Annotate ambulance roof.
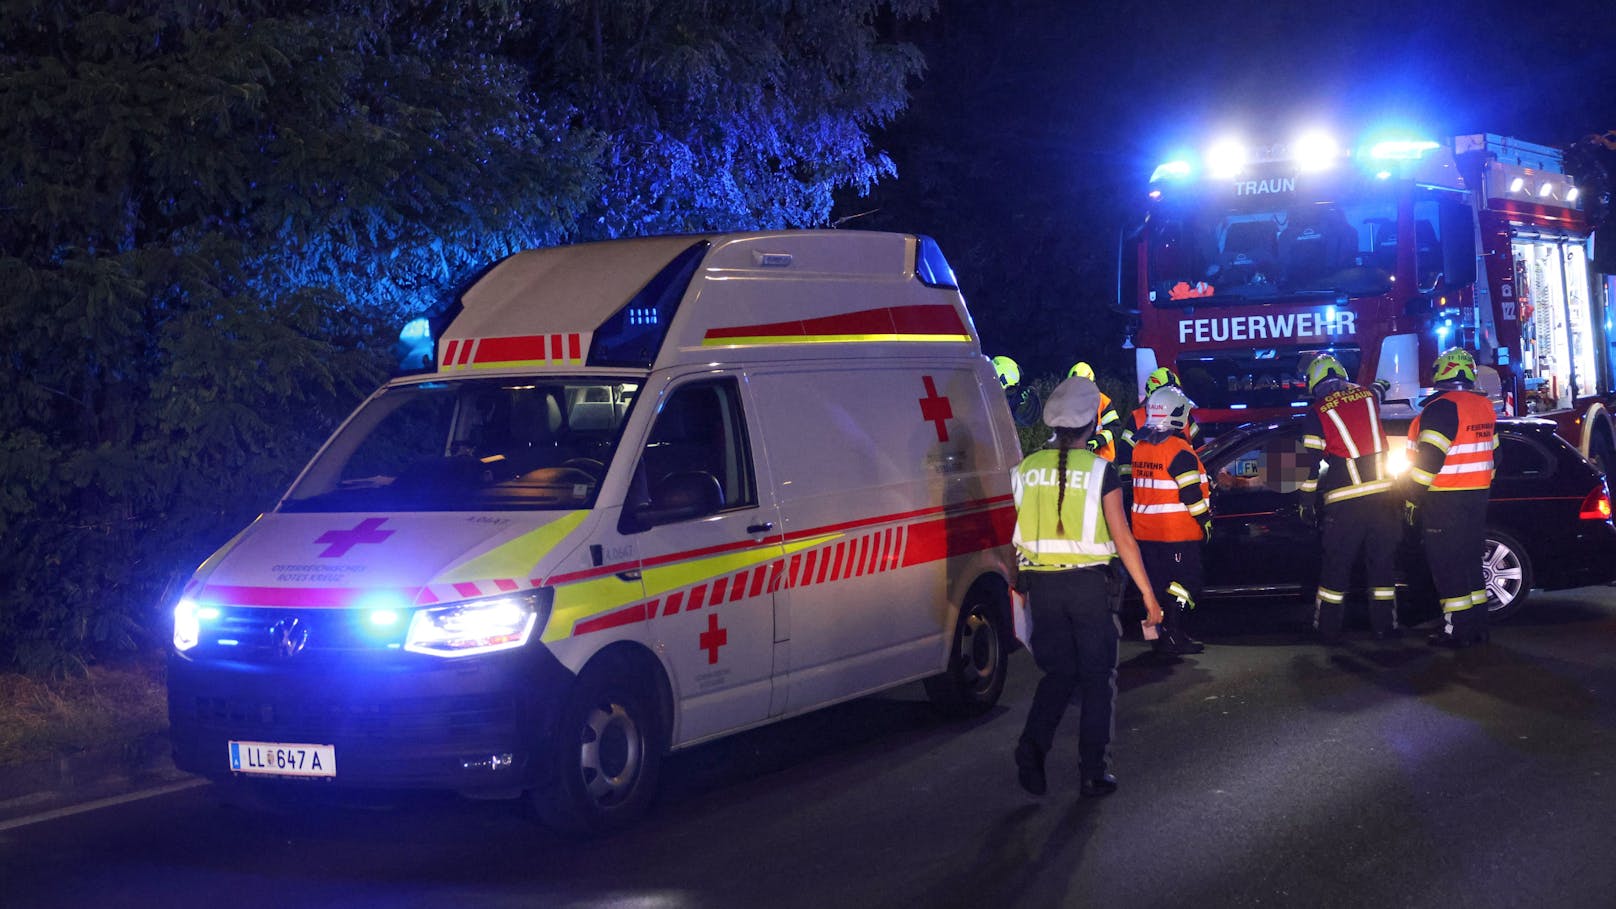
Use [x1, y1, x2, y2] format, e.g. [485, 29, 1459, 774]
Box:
[434, 231, 980, 375]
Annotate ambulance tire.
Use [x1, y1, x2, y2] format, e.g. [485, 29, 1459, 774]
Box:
[924, 582, 1009, 718]
[533, 653, 665, 836]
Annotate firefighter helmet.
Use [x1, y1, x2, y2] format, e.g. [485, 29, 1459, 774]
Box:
[1068, 361, 1095, 381]
[1305, 353, 1349, 395]
[1145, 386, 1194, 431]
[1145, 366, 1181, 395]
[991, 355, 1021, 388]
[1043, 377, 1101, 429]
[1432, 347, 1477, 386]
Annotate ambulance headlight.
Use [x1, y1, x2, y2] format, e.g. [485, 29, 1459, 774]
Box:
[404, 589, 551, 657]
[173, 598, 202, 652]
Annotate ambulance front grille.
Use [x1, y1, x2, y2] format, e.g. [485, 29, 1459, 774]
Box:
[182, 692, 517, 743]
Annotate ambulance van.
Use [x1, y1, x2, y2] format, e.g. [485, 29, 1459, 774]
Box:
[167, 230, 1022, 833]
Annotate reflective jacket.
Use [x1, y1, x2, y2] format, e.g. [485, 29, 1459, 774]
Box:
[1091, 392, 1121, 461]
[1011, 447, 1116, 571]
[1408, 389, 1496, 493]
[1130, 432, 1210, 542]
[1301, 382, 1394, 504]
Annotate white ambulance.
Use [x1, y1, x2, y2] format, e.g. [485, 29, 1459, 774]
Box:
[167, 231, 1022, 833]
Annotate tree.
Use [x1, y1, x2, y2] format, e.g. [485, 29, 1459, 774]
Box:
[0, 0, 932, 671]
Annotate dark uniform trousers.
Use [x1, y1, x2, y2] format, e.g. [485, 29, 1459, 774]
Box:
[1019, 567, 1118, 777]
[1316, 493, 1401, 636]
[1140, 540, 1202, 639]
[1422, 489, 1491, 639]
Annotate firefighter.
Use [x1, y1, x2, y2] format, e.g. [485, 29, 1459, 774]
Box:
[992, 355, 1022, 390]
[1068, 362, 1122, 459]
[1129, 385, 1209, 655]
[1407, 347, 1497, 648]
[1299, 353, 1401, 643]
[1011, 376, 1164, 798]
[1115, 366, 1200, 479]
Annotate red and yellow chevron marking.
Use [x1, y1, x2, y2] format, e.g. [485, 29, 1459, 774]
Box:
[440, 332, 588, 371]
[701, 304, 971, 347]
[542, 496, 1015, 643]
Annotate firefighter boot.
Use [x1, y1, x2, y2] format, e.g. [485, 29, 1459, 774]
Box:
[1154, 590, 1204, 655]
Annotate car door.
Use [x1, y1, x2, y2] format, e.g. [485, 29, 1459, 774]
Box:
[1204, 426, 1321, 594]
[626, 374, 787, 745]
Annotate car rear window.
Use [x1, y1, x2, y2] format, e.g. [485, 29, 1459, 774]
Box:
[1495, 433, 1554, 480]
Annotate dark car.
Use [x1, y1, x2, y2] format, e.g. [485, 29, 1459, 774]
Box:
[1193, 415, 1616, 622]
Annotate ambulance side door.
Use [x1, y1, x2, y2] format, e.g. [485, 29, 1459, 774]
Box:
[626, 373, 786, 745]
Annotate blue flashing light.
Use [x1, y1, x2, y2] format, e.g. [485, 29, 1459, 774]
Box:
[399, 317, 432, 343]
[1375, 170, 1393, 180]
[1230, 403, 1248, 410]
[1149, 160, 1193, 183]
[1369, 139, 1440, 160]
[1324, 304, 1337, 322]
[218, 639, 239, 646]
[369, 609, 399, 627]
[197, 606, 221, 620]
[1293, 131, 1340, 172]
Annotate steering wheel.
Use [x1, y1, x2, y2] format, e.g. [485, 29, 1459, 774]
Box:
[560, 457, 606, 480]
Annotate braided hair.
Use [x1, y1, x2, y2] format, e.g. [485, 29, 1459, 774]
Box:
[1052, 422, 1096, 535]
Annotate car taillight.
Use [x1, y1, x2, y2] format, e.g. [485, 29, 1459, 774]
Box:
[1579, 484, 1612, 521]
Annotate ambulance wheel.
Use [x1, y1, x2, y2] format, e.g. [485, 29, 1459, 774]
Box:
[924, 585, 1008, 717]
[533, 656, 664, 836]
[1482, 528, 1532, 622]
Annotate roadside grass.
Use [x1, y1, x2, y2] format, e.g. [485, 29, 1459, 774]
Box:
[0, 655, 168, 766]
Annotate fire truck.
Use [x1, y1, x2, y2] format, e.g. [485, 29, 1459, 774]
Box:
[1118, 128, 1616, 471]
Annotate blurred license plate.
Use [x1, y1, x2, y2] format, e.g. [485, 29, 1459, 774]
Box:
[229, 740, 336, 778]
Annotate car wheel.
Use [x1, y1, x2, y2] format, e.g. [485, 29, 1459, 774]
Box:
[924, 584, 1009, 717]
[1482, 528, 1533, 622]
[532, 655, 664, 836]
[1589, 423, 1616, 478]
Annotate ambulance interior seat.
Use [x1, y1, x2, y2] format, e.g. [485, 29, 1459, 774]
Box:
[560, 401, 619, 460]
[503, 391, 564, 472]
[1218, 219, 1280, 282]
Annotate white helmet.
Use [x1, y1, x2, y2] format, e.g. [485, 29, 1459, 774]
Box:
[1145, 386, 1194, 431]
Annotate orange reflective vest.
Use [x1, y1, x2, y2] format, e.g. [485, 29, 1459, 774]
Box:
[1092, 392, 1120, 461]
[1130, 434, 1210, 542]
[1408, 390, 1496, 492]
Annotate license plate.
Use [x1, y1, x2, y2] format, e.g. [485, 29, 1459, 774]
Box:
[228, 740, 336, 778]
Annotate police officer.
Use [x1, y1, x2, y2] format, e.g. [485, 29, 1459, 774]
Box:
[1407, 348, 1497, 647]
[1299, 353, 1401, 643]
[1069, 362, 1122, 460]
[1115, 366, 1201, 479]
[1129, 385, 1209, 655]
[1011, 376, 1163, 798]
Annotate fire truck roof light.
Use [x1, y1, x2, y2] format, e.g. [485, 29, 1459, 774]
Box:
[1509, 177, 1526, 193]
[1568, 187, 1581, 203]
[1294, 131, 1340, 172]
[1150, 160, 1193, 183]
[1539, 182, 1554, 198]
[1207, 139, 1247, 179]
[1368, 139, 1440, 160]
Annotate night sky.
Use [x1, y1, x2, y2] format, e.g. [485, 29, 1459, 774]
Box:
[861, 0, 1616, 376]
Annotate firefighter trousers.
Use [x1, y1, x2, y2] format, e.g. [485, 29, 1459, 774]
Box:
[1140, 539, 1203, 640]
[1315, 493, 1401, 638]
[1018, 567, 1119, 777]
[1421, 489, 1491, 640]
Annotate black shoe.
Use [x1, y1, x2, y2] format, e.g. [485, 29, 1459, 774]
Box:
[1080, 773, 1118, 798]
[1372, 628, 1403, 641]
[1015, 741, 1046, 796]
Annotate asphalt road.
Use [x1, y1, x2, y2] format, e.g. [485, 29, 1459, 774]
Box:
[4, 588, 1615, 909]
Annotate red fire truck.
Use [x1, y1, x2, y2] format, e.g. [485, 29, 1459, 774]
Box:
[1118, 129, 1616, 470]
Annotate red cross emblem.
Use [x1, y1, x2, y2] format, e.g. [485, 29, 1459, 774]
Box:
[699, 613, 728, 665]
[918, 375, 953, 442]
[314, 517, 395, 558]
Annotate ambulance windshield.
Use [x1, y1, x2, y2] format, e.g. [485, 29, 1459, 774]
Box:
[281, 377, 640, 512]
